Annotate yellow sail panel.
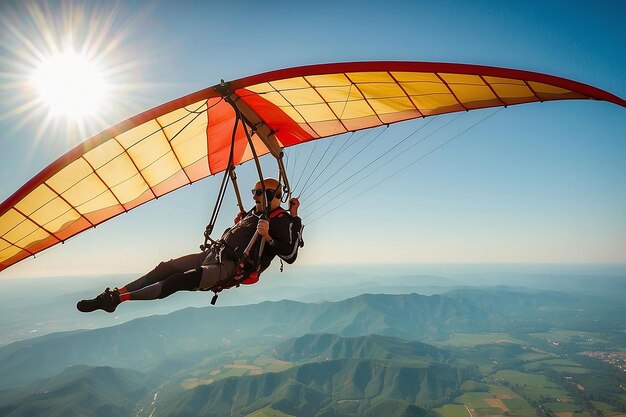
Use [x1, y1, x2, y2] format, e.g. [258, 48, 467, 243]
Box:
[328, 100, 376, 120]
[294, 103, 337, 123]
[357, 83, 406, 100]
[279, 105, 307, 123]
[269, 76, 310, 91]
[256, 91, 292, 108]
[411, 96, 464, 115]
[46, 158, 93, 195]
[391, 72, 442, 83]
[171, 127, 208, 169]
[35, 201, 81, 234]
[115, 119, 163, 149]
[141, 152, 184, 188]
[124, 131, 172, 173]
[164, 107, 208, 180]
[281, 88, 326, 106]
[158, 101, 208, 142]
[14, 228, 51, 250]
[246, 82, 274, 94]
[308, 120, 348, 138]
[528, 81, 586, 100]
[3, 210, 43, 244]
[483, 76, 536, 104]
[0, 209, 26, 237]
[346, 71, 395, 83]
[305, 73, 351, 87]
[399, 80, 451, 96]
[0, 242, 22, 263]
[90, 151, 139, 191]
[14, 184, 56, 217]
[93, 154, 146, 205]
[316, 85, 364, 104]
[63, 174, 118, 214]
[14, 185, 79, 233]
[110, 173, 150, 205]
[368, 97, 416, 115]
[83, 139, 125, 170]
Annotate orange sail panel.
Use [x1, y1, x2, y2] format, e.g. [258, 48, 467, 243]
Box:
[1, 62, 624, 271]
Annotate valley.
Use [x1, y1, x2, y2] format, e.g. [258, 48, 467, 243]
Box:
[0, 281, 624, 417]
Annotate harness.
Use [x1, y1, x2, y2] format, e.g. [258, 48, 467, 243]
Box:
[200, 87, 302, 306]
[206, 207, 298, 305]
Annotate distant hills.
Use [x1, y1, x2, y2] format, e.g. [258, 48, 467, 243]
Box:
[0, 333, 456, 417]
[157, 357, 455, 417]
[0, 287, 624, 416]
[1, 288, 623, 390]
[274, 333, 449, 363]
[0, 365, 148, 417]
[0, 292, 495, 389]
[152, 332, 466, 416]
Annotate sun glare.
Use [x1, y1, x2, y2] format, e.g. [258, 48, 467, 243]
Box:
[2, 1, 159, 142]
[33, 50, 107, 120]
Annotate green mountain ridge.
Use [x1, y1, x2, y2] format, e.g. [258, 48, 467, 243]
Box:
[157, 357, 459, 417]
[0, 365, 150, 417]
[0, 292, 498, 389]
[0, 286, 624, 417]
[274, 333, 449, 363]
[0, 333, 462, 417]
[148, 333, 469, 416]
[2, 287, 620, 390]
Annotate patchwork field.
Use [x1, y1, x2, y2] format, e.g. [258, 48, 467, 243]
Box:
[436, 384, 532, 417]
[493, 370, 558, 387]
[429, 333, 527, 347]
[179, 355, 293, 389]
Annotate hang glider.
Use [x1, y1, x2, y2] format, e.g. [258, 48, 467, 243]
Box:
[1, 61, 625, 272]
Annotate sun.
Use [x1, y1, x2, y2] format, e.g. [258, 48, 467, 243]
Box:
[1, 1, 160, 144]
[32, 49, 108, 121]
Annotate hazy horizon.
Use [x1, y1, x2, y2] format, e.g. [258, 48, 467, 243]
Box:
[1, 262, 624, 347]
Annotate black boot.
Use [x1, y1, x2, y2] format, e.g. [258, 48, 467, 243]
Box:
[77, 288, 120, 313]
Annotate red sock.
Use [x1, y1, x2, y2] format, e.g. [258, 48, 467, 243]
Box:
[118, 287, 132, 302]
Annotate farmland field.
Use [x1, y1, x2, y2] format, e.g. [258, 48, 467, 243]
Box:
[493, 370, 558, 387]
[430, 333, 527, 347]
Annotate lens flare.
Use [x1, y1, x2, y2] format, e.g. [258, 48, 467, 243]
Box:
[0, 1, 157, 146]
[33, 49, 107, 119]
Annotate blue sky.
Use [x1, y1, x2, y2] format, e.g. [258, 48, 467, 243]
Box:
[0, 0, 625, 278]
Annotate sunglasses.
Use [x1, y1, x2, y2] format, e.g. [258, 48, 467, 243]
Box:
[251, 188, 275, 197]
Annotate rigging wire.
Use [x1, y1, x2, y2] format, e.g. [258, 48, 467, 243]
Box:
[297, 134, 340, 196]
[291, 134, 321, 193]
[300, 117, 445, 215]
[283, 149, 290, 181]
[302, 114, 462, 215]
[305, 108, 503, 224]
[295, 82, 357, 196]
[285, 129, 369, 199]
[288, 143, 302, 187]
[297, 131, 356, 197]
[300, 125, 388, 205]
[283, 128, 370, 191]
[301, 116, 442, 212]
[337, 128, 374, 158]
[291, 85, 355, 195]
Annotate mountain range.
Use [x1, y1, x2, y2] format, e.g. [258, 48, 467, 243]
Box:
[0, 287, 623, 416]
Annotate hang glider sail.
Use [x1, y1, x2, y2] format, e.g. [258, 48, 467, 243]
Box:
[1, 61, 625, 272]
